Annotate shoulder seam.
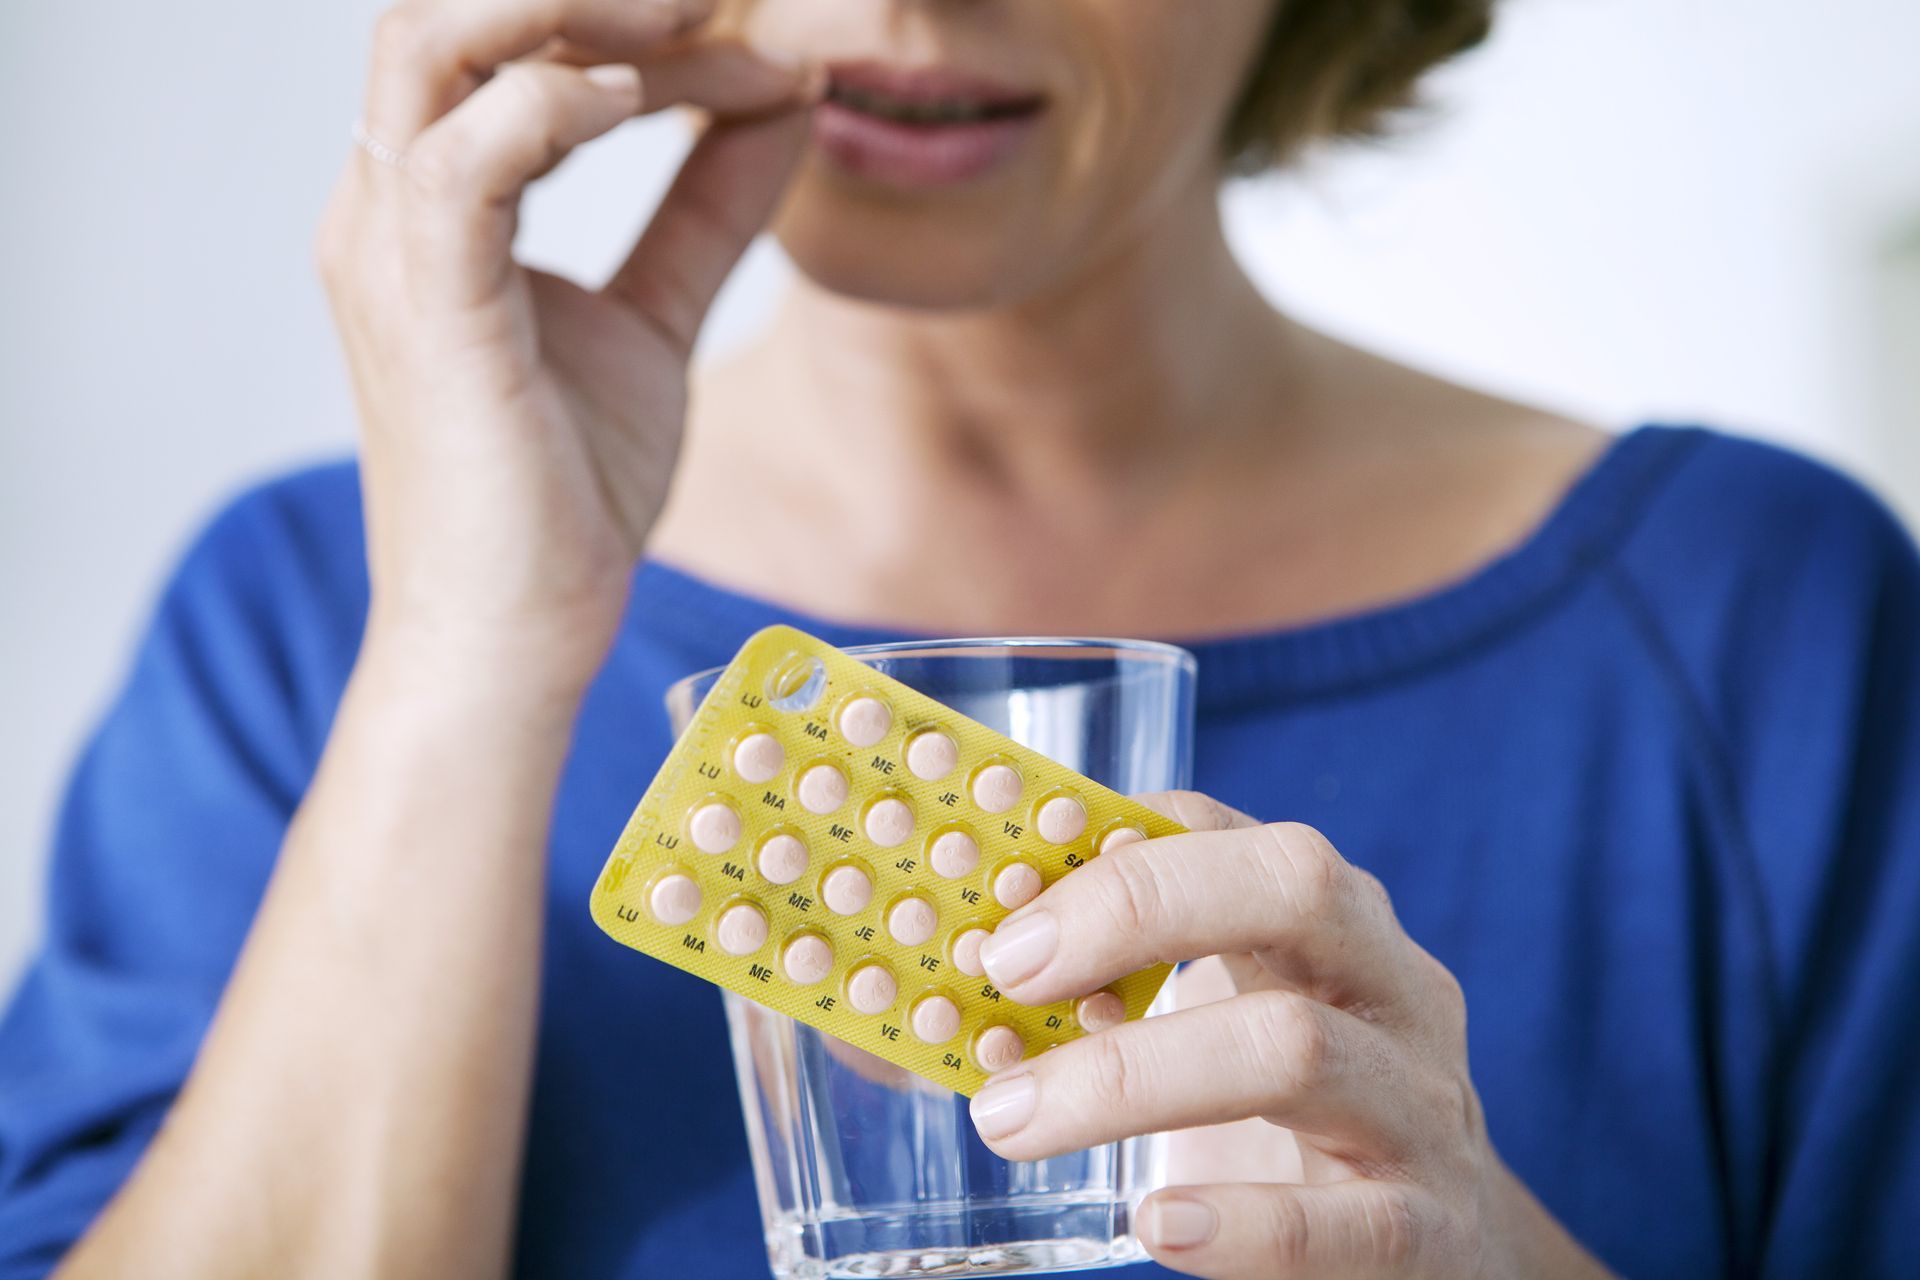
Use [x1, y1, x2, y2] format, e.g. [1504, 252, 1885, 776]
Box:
[1599, 561, 1785, 1025]
[1601, 560, 1784, 1275]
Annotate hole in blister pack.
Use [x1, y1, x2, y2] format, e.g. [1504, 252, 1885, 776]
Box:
[767, 652, 829, 713]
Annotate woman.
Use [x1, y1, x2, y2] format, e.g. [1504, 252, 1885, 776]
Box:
[2, 0, 1915, 1276]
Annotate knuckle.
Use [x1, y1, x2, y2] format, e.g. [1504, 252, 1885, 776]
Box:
[1078, 1028, 1139, 1117]
[372, 4, 431, 67]
[1144, 786, 1251, 836]
[1095, 851, 1164, 942]
[1247, 989, 1329, 1094]
[1434, 959, 1468, 1026]
[496, 62, 560, 114]
[1261, 1191, 1316, 1269]
[1158, 790, 1239, 831]
[1415, 949, 1469, 1039]
[1447, 1074, 1485, 1145]
[670, 176, 760, 253]
[1258, 822, 1344, 919]
[1366, 1184, 1425, 1267]
[1352, 866, 1394, 911]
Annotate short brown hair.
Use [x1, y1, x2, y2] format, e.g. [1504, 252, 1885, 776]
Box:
[1227, 0, 1496, 171]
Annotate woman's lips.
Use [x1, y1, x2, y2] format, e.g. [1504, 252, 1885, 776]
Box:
[812, 62, 1047, 188]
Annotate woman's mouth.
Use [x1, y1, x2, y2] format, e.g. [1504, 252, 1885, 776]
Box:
[813, 63, 1048, 188]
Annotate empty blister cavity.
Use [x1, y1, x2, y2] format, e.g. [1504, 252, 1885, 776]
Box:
[756, 832, 810, 886]
[781, 933, 835, 985]
[796, 763, 850, 815]
[862, 795, 915, 848]
[910, 994, 962, 1044]
[970, 761, 1025, 814]
[905, 729, 959, 781]
[992, 861, 1044, 911]
[1075, 990, 1127, 1034]
[688, 801, 742, 855]
[837, 695, 893, 748]
[847, 963, 898, 1015]
[767, 652, 828, 712]
[1035, 792, 1088, 845]
[1099, 825, 1147, 855]
[951, 927, 991, 978]
[973, 1025, 1026, 1073]
[928, 828, 981, 879]
[715, 902, 769, 956]
[822, 864, 875, 916]
[648, 873, 703, 926]
[886, 896, 938, 947]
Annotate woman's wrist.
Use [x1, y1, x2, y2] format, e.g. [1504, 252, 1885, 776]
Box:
[358, 606, 616, 728]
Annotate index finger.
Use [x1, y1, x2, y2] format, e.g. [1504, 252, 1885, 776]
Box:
[978, 813, 1418, 1016]
[365, 0, 712, 143]
[1130, 790, 1263, 835]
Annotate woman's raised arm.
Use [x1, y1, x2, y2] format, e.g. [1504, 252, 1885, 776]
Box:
[55, 4, 816, 1275]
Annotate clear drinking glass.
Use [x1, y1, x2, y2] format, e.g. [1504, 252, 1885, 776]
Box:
[665, 637, 1199, 1280]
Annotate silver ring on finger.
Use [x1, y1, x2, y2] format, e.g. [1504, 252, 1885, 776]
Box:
[351, 118, 410, 171]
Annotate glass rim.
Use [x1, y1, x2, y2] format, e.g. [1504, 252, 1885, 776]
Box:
[665, 634, 1198, 708]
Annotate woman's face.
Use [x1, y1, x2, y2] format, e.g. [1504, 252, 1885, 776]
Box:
[729, 0, 1278, 309]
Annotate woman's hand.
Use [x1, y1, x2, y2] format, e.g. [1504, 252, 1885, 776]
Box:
[969, 792, 1614, 1280]
[317, 0, 820, 698]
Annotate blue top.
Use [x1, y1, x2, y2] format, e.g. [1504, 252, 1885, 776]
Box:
[3, 426, 1917, 1278]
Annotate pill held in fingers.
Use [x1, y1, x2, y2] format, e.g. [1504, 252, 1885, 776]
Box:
[590, 626, 1186, 1095]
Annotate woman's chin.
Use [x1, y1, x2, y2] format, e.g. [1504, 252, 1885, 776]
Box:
[772, 201, 1046, 314]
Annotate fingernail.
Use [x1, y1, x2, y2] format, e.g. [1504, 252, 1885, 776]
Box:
[980, 911, 1058, 987]
[1143, 1196, 1217, 1250]
[586, 63, 641, 97]
[969, 1073, 1037, 1140]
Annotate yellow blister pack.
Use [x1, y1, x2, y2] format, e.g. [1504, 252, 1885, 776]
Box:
[590, 625, 1186, 1096]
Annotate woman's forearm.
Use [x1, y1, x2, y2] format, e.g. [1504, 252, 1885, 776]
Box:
[58, 626, 583, 1280]
[54, 0, 814, 1269]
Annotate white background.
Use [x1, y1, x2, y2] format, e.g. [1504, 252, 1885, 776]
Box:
[4, 0, 1918, 987]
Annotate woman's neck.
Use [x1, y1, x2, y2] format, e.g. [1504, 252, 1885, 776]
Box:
[757, 186, 1302, 507]
[654, 183, 1602, 637]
